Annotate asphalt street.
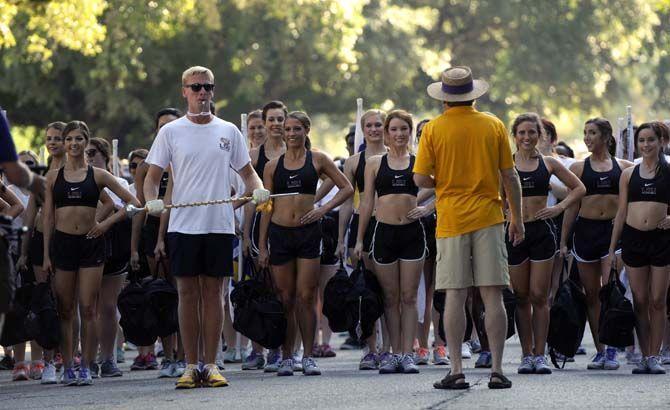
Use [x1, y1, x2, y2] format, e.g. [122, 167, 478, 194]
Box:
[1, 330, 669, 409]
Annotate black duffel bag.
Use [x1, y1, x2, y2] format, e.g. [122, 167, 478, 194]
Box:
[144, 276, 179, 338]
[322, 261, 354, 332]
[230, 263, 286, 349]
[118, 279, 156, 346]
[548, 261, 587, 368]
[346, 261, 384, 341]
[503, 288, 517, 339]
[598, 267, 635, 348]
[28, 282, 60, 350]
[0, 281, 34, 346]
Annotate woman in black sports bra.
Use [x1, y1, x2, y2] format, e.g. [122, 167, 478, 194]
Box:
[606, 122, 670, 375]
[505, 113, 585, 375]
[561, 117, 633, 370]
[355, 110, 435, 375]
[42, 121, 139, 386]
[258, 111, 352, 377]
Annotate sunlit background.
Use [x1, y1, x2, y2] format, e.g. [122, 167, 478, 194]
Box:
[2, 0, 669, 160]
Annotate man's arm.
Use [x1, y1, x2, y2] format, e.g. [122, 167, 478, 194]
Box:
[237, 163, 263, 197]
[144, 164, 165, 203]
[414, 173, 435, 189]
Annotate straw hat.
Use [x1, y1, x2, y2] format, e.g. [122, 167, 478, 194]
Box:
[427, 66, 489, 102]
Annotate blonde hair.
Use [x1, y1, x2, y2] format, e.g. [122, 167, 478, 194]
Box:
[360, 109, 386, 130]
[181, 66, 214, 85]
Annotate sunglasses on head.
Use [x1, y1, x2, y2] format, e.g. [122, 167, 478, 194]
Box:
[85, 149, 98, 157]
[184, 83, 215, 92]
[23, 160, 36, 167]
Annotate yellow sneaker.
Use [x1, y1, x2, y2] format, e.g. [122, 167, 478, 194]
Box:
[175, 365, 199, 389]
[202, 364, 229, 388]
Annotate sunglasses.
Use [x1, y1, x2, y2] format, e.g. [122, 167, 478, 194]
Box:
[129, 162, 140, 169]
[85, 149, 98, 157]
[23, 160, 36, 167]
[184, 83, 215, 92]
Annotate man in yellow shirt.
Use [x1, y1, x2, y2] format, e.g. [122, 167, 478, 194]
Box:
[413, 66, 523, 390]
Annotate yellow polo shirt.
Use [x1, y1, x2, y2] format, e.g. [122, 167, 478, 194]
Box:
[413, 106, 513, 238]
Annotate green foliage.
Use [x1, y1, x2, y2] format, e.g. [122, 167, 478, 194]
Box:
[1, 0, 669, 155]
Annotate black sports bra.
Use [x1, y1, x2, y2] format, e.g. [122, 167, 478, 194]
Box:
[375, 154, 418, 197]
[273, 150, 319, 195]
[354, 151, 366, 193]
[53, 166, 100, 209]
[627, 164, 670, 204]
[582, 156, 621, 196]
[517, 156, 550, 197]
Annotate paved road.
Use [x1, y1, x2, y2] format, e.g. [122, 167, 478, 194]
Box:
[2, 331, 669, 409]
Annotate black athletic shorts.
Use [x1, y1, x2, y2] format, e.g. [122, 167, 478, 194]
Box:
[421, 212, 437, 259]
[621, 224, 670, 268]
[29, 229, 44, 268]
[250, 212, 262, 258]
[371, 220, 426, 265]
[347, 214, 376, 253]
[320, 211, 339, 266]
[52, 230, 106, 271]
[505, 219, 557, 266]
[167, 232, 234, 277]
[572, 217, 620, 263]
[269, 221, 322, 265]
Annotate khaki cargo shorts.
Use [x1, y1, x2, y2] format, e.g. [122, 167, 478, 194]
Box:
[435, 223, 510, 289]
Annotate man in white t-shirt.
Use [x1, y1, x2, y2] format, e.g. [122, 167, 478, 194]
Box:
[144, 66, 269, 389]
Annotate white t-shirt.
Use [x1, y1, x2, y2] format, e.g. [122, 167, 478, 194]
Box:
[146, 116, 251, 234]
[547, 156, 576, 207]
[104, 177, 130, 210]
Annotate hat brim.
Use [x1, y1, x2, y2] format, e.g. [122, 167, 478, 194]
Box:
[426, 79, 489, 102]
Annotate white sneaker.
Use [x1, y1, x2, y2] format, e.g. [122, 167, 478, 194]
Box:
[660, 347, 670, 365]
[41, 363, 58, 384]
[461, 342, 472, 359]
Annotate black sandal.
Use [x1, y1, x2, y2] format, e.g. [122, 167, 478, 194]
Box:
[488, 372, 512, 389]
[433, 372, 470, 390]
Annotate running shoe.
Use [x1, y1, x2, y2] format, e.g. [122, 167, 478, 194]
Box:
[264, 350, 281, 373]
[312, 345, 322, 358]
[359, 352, 379, 370]
[534, 355, 552, 374]
[116, 346, 125, 363]
[240, 347, 251, 362]
[379, 353, 399, 374]
[292, 352, 303, 371]
[432, 346, 449, 365]
[553, 352, 575, 363]
[517, 355, 535, 374]
[277, 359, 294, 376]
[604, 347, 619, 370]
[0, 355, 15, 370]
[12, 362, 29, 381]
[415, 348, 430, 365]
[175, 364, 200, 389]
[626, 350, 642, 365]
[661, 347, 670, 365]
[78, 367, 93, 386]
[340, 337, 363, 350]
[61, 367, 78, 386]
[632, 357, 649, 374]
[575, 345, 587, 355]
[475, 351, 492, 368]
[172, 360, 186, 378]
[461, 342, 472, 359]
[158, 359, 173, 378]
[145, 352, 159, 370]
[73, 354, 81, 371]
[302, 357, 321, 376]
[223, 347, 239, 363]
[100, 360, 122, 377]
[586, 351, 606, 370]
[90, 362, 99, 379]
[647, 356, 666, 374]
[215, 358, 226, 371]
[41, 362, 58, 385]
[470, 339, 482, 354]
[202, 364, 229, 387]
[241, 352, 266, 370]
[320, 344, 336, 358]
[124, 342, 137, 351]
[29, 360, 45, 380]
[130, 354, 146, 370]
[400, 354, 419, 374]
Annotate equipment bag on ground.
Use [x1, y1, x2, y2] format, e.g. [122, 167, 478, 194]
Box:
[322, 260, 355, 332]
[346, 261, 384, 341]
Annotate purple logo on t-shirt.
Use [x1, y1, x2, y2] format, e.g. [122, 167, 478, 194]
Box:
[219, 137, 231, 152]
